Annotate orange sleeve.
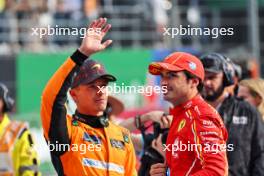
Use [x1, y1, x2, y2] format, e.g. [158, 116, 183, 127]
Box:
[124, 135, 138, 176]
[40, 50, 88, 151]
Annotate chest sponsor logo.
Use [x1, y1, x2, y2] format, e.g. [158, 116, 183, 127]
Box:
[232, 116, 248, 125]
[177, 119, 186, 132]
[202, 120, 216, 128]
[184, 101, 192, 109]
[72, 120, 78, 126]
[122, 133, 130, 143]
[200, 131, 218, 136]
[200, 136, 218, 142]
[110, 139, 125, 150]
[83, 132, 101, 144]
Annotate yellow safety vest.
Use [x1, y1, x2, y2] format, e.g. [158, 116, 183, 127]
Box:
[0, 114, 41, 176]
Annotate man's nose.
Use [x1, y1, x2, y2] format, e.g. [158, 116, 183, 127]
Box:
[97, 86, 107, 95]
[204, 79, 211, 87]
[161, 78, 168, 86]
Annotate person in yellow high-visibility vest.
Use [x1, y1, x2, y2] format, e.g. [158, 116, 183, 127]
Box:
[0, 82, 41, 176]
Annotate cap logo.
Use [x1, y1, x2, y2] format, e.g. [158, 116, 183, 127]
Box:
[150, 64, 161, 74]
[92, 64, 101, 70]
[92, 64, 102, 74]
[177, 119, 186, 132]
[189, 62, 197, 70]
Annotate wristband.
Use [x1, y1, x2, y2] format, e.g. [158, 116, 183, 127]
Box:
[135, 115, 141, 129]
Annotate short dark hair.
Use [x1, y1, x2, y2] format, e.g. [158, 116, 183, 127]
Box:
[183, 71, 204, 92]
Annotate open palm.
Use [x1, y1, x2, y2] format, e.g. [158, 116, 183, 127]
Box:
[79, 18, 112, 56]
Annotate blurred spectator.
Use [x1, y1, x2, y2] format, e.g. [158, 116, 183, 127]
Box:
[0, 82, 41, 176]
[15, 0, 32, 46]
[238, 78, 264, 120]
[52, 0, 71, 46]
[224, 57, 242, 96]
[51, 0, 85, 46]
[0, 0, 14, 46]
[201, 53, 264, 176]
[0, 0, 4, 12]
[119, 111, 172, 176]
[63, 0, 83, 23]
[83, 0, 99, 20]
[141, 0, 168, 47]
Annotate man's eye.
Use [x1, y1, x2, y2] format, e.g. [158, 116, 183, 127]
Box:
[97, 84, 107, 88]
[88, 85, 97, 89]
[99, 86, 106, 89]
[168, 72, 177, 78]
[207, 76, 216, 80]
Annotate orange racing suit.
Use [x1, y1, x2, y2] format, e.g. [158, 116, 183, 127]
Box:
[166, 95, 228, 176]
[40, 50, 137, 176]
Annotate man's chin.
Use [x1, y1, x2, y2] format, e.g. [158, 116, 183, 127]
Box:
[99, 105, 106, 110]
[163, 94, 169, 100]
[94, 108, 106, 116]
[98, 104, 107, 111]
[204, 94, 220, 102]
[163, 95, 174, 103]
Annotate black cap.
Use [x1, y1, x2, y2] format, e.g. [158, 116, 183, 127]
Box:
[200, 53, 227, 73]
[0, 82, 14, 112]
[71, 59, 116, 88]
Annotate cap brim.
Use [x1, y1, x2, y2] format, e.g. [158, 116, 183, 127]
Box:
[108, 96, 124, 116]
[82, 74, 116, 85]
[204, 68, 222, 74]
[149, 62, 183, 75]
[100, 74, 117, 82]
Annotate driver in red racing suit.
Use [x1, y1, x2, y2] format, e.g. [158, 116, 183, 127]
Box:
[149, 52, 228, 176]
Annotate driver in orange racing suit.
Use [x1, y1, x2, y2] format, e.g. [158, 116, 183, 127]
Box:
[40, 18, 137, 176]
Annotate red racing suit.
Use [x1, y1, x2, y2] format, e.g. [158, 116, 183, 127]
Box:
[166, 94, 228, 176]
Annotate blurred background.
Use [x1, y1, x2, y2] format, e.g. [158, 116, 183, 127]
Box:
[0, 0, 264, 174]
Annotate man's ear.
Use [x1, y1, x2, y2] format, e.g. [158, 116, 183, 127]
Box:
[255, 95, 262, 106]
[190, 78, 199, 88]
[69, 89, 77, 102]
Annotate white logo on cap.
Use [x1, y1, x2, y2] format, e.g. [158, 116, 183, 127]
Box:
[189, 62, 197, 70]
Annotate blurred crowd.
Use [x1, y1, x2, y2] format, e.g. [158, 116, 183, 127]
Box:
[0, 0, 169, 52]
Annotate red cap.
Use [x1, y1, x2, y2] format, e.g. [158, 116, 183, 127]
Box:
[148, 52, 205, 81]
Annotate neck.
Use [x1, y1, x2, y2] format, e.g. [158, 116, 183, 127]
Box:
[74, 111, 108, 128]
[208, 92, 227, 108]
[173, 89, 198, 107]
[77, 108, 104, 117]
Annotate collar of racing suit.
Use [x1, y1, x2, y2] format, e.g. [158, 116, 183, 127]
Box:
[169, 94, 202, 115]
[73, 111, 109, 128]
